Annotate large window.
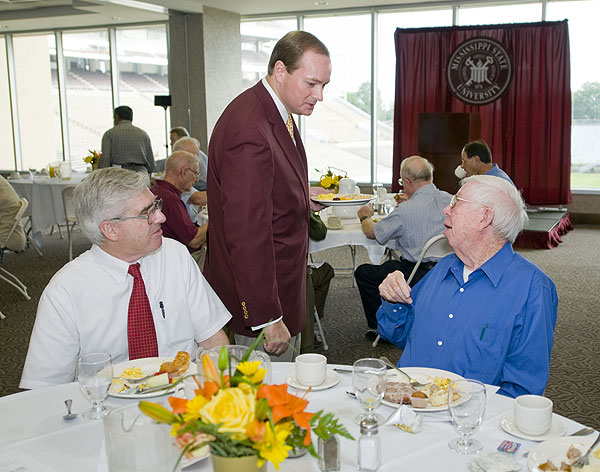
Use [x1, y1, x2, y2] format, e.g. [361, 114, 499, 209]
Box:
[0, 37, 15, 170]
[304, 14, 372, 183]
[12, 34, 62, 172]
[548, 0, 600, 190]
[62, 30, 113, 167]
[242, 0, 599, 192]
[116, 26, 169, 161]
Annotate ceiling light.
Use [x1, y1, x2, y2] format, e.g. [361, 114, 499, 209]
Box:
[314, 1, 329, 5]
[111, 16, 122, 21]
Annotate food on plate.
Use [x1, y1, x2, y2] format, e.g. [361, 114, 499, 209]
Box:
[119, 366, 144, 379]
[146, 372, 169, 389]
[428, 377, 460, 407]
[410, 390, 429, 408]
[315, 193, 371, 201]
[384, 382, 415, 404]
[536, 444, 595, 472]
[159, 351, 191, 380]
[567, 444, 582, 462]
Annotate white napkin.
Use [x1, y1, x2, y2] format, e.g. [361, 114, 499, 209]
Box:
[383, 405, 422, 433]
[468, 452, 521, 472]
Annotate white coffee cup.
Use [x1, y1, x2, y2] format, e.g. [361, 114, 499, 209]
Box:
[338, 178, 357, 195]
[295, 353, 327, 386]
[513, 394, 553, 436]
[454, 165, 467, 179]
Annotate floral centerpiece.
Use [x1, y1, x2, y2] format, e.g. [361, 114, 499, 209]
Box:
[84, 149, 101, 170]
[316, 166, 347, 192]
[139, 334, 353, 472]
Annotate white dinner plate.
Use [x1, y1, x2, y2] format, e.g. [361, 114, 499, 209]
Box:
[500, 410, 567, 441]
[311, 194, 375, 207]
[110, 357, 196, 399]
[527, 433, 600, 471]
[381, 366, 464, 412]
[286, 369, 340, 391]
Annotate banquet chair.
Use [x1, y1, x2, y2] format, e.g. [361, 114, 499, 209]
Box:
[20, 202, 43, 257]
[62, 186, 78, 261]
[0, 197, 32, 320]
[372, 234, 454, 347]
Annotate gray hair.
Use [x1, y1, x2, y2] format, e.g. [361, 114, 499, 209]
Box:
[165, 150, 199, 171]
[173, 136, 201, 154]
[400, 155, 434, 182]
[74, 168, 150, 245]
[460, 175, 528, 243]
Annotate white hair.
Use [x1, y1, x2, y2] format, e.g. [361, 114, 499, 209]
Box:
[173, 136, 200, 154]
[460, 175, 528, 243]
[74, 168, 149, 245]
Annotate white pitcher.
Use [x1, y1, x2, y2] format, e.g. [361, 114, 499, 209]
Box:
[338, 177, 359, 195]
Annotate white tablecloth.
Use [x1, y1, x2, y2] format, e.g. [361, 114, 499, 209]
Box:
[0, 363, 586, 471]
[9, 174, 87, 247]
[309, 207, 395, 265]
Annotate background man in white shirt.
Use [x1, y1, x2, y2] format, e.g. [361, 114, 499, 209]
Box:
[20, 168, 230, 389]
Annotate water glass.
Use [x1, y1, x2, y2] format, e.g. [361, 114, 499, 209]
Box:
[77, 352, 112, 420]
[352, 358, 387, 424]
[372, 183, 384, 202]
[448, 379, 487, 454]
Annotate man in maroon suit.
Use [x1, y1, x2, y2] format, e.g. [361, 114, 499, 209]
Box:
[205, 31, 331, 360]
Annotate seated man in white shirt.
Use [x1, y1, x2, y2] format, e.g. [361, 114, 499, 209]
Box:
[20, 168, 231, 389]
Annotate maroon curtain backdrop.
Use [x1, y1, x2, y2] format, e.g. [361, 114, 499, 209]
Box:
[392, 21, 571, 205]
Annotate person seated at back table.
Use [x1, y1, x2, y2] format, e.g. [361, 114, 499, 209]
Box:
[0, 175, 26, 252]
[20, 168, 231, 389]
[354, 156, 451, 341]
[377, 175, 557, 398]
[460, 139, 515, 186]
[150, 151, 207, 255]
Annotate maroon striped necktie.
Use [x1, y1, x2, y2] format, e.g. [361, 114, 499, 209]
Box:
[127, 263, 158, 359]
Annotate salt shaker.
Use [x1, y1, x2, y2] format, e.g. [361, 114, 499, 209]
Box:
[358, 418, 380, 472]
[318, 435, 340, 471]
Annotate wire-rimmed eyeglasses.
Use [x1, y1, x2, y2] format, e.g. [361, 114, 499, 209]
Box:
[449, 194, 491, 210]
[185, 167, 200, 180]
[108, 198, 163, 225]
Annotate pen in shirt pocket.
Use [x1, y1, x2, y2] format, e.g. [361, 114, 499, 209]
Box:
[159, 301, 166, 319]
[480, 323, 489, 340]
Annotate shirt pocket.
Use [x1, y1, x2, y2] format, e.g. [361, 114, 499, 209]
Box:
[459, 322, 506, 380]
[155, 298, 194, 348]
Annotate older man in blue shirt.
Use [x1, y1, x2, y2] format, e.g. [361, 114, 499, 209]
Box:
[377, 175, 557, 398]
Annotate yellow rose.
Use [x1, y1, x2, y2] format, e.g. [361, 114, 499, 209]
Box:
[320, 176, 333, 188]
[199, 387, 256, 435]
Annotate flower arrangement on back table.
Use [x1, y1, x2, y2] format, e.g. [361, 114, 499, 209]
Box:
[84, 149, 101, 170]
[316, 166, 347, 192]
[139, 332, 353, 471]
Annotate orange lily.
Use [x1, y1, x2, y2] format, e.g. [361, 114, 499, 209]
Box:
[246, 419, 267, 442]
[202, 354, 222, 385]
[169, 396, 189, 415]
[257, 384, 314, 446]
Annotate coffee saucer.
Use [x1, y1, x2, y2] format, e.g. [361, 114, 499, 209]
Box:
[499, 410, 567, 441]
[286, 369, 340, 391]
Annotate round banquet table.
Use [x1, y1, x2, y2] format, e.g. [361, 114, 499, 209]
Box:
[0, 363, 590, 471]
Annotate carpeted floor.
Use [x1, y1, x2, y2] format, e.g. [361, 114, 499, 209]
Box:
[1, 224, 599, 430]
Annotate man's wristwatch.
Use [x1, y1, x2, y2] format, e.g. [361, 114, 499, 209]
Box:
[359, 215, 370, 222]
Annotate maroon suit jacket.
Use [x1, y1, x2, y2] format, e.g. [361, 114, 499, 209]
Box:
[205, 81, 309, 337]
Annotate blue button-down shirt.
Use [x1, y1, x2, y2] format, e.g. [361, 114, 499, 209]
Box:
[376, 242, 557, 398]
[487, 164, 515, 186]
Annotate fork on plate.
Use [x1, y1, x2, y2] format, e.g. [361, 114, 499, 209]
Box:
[572, 431, 600, 468]
[379, 356, 431, 388]
[113, 372, 156, 384]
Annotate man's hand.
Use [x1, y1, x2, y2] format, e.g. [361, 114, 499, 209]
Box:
[357, 204, 374, 219]
[379, 271, 413, 304]
[309, 187, 333, 212]
[263, 320, 291, 356]
[189, 190, 207, 207]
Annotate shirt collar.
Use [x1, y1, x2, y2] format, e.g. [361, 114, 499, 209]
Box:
[447, 241, 514, 287]
[262, 77, 288, 124]
[92, 243, 143, 287]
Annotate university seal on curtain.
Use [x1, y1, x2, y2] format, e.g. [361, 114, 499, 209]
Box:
[447, 37, 512, 105]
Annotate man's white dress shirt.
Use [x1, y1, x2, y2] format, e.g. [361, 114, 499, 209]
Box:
[20, 238, 231, 389]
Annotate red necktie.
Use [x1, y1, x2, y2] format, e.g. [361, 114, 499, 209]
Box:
[127, 263, 158, 360]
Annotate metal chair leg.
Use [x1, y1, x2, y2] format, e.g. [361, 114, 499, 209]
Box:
[0, 310, 5, 320]
[372, 334, 380, 348]
[0, 268, 31, 300]
[313, 308, 328, 351]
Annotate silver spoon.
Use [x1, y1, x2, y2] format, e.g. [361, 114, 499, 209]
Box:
[63, 399, 77, 420]
[379, 356, 431, 388]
